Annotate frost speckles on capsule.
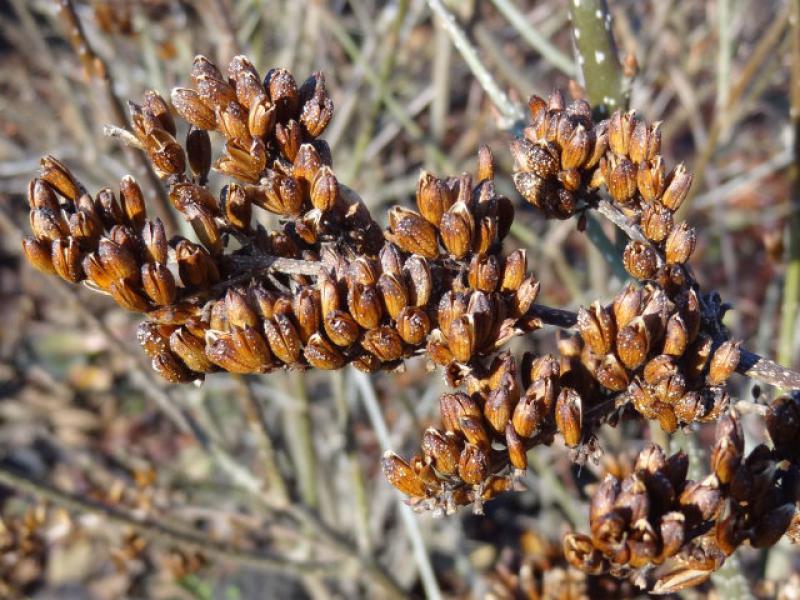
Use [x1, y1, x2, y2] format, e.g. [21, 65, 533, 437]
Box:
[595, 51, 606, 64]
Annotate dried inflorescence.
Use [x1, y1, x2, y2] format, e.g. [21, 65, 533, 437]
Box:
[487, 529, 636, 600]
[575, 283, 741, 433]
[18, 52, 793, 594]
[382, 348, 612, 514]
[563, 401, 800, 593]
[512, 92, 697, 291]
[21, 55, 542, 382]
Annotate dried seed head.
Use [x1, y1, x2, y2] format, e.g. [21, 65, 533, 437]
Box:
[608, 110, 637, 156]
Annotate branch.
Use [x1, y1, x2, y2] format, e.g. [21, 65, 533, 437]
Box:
[531, 304, 800, 391]
[0, 464, 335, 577]
[425, 0, 525, 128]
[568, 0, 625, 117]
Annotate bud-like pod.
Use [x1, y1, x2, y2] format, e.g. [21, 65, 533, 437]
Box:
[141, 263, 176, 305]
[395, 306, 430, 345]
[606, 155, 638, 204]
[416, 171, 456, 226]
[458, 444, 489, 486]
[303, 332, 344, 369]
[707, 340, 740, 385]
[616, 316, 650, 369]
[577, 302, 616, 355]
[382, 451, 427, 497]
[664, 222, 696, 265]
[555, 387, 582, 447]
[323, 310, 361, 347]
[439, 201, 474, 259]
[421, 429, 461, 476]
[377, 272, 409, 319]
[263, 314, 302, 364]
[361, 327, 404, 362]
[623, 241, 657, 280]
[660, 163, 693, 211]
[386, 207, 439, 259]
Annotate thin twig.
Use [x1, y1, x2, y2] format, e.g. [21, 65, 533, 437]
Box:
[352, 369, 444, 600]
[489, 0, 575, 77]
[54, 0, 178, 232]
[0, 464, 335, 577]
[425, 0, 525, 129]
[778, 0, 800, 369]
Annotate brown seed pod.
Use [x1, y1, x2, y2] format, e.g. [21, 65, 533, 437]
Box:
[707, 340, 741, 385]
[555, 387, 582, 447]
[623, 241, 657, 280]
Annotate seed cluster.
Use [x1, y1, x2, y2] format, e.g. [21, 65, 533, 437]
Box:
[21, 55, 543, 383]
[511, 93, 697, 289]
[382, 349, 613, 514]
[576, 283, 741, 433]
[564, 400, 800, 593]
[487, 529, 635, 599]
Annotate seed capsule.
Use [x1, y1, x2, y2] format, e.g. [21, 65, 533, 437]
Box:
[707, 340, 740, 385]
[606, 156, 638, 204]
[40, 155, 82, 202]
[382, 451, 427, 497]
[467, 254, 500, 292]
[22, 236, 56, 274]
[623, 241, 657, 280]
[577, 301, 616, 356]
[361, 327, 404, 362]
[637, 157, 666, 202]
[51, 238, 83, 283]
[665, 222, 696, 264]
[660, 163, 693, 211]
[169, 328, 213, 373]
[555, 388, 582, 447]
[304, 333, 344, 369]
[458, 444, 489, 485]
[110, 280, 150, 312]
[448, 315, 477, 363]
[421, 429, 460, 476]
[440, 201, 474, 259]
[152, 351, 194, 383]
[617, 316, 650, 369]
[641, 203, 673, 243]
[500, 249, 526, 292]
[141, 263, 176, 305]
[608, 110, 637, 156]
[510, 138, 559, 178]
[563, 533, 606, 576]
[595, 354, 629, 391]
[395, 306, 430, 345]
[416, 171, 456, 226]
[662, 313, 688, 357]
[310, 166, 338, 212]
[323, 310, 360, 347]
[377, 272, 409, 319]
[386, 207, 439, 259]
[299, 72, 333, 137]
[347, 282, 383, 330]
[263, 314, 302, 364]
